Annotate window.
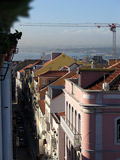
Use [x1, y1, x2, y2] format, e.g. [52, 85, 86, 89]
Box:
[72, 107, 74, 130]
[74, 149, 77, 160]
[42, 79, 46, 85]
[66, 101, 68, 119]
[78, 113, 81, 134]
[75, 110, 77, 134]
[48, 79, 52, 83]
[71, 83, 74, 94]
[78, 152, 80, 160]
[117, 119, 120, 142]
[114, 117, 120, 144]
[69, 140, 71, 158]
[66, 136, 69, 158]
[71, 146, 74, 160]
[69, 104, 71, 123]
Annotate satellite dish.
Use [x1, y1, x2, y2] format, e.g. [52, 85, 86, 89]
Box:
[102, 82, 109, 91]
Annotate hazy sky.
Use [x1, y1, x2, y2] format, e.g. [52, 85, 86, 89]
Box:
[11, 0, 120, 50]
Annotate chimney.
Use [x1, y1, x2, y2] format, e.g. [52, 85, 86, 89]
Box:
[77, 68, 111, 89]
[77, 69, 81, 87]
[51, 52, 62, 60]
[91, 62, 96, 69]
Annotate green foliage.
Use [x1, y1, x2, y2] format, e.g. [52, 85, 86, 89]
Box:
[0, 0, 33, 31]
[0, 30, 22, 54]
[9, 30, 22, 46]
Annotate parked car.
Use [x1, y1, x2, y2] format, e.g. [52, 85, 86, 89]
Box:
[18, 126, 24, 138]
[19, 138, 26, 147]
[16, 116, 23, 124]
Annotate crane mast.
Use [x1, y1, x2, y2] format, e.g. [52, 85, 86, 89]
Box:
[20, 23, 120, 61]
[110, 24, 116, 61]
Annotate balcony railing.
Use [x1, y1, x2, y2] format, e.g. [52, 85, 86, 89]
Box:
[61, 115, 81, 150]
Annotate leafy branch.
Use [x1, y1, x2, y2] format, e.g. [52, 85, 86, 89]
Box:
[0, 30, 22, 54]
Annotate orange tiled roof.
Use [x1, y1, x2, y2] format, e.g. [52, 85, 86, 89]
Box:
[19, 60, 40, 73]
[69, 62, 79, 67]
[43, 60, 51, 66]
[19, 64, 33, 73]
[71, 73, 79, 79]
[43, 54, 64, 67]
[38, 70, 68, 77]
[57, 112, 65, 119]
[51, 112, 65, 123]
[38, 100, 45, 115]
[89, 62, 120, 90]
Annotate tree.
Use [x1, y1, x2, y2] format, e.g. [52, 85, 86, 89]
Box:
[0, 0, 33, 32]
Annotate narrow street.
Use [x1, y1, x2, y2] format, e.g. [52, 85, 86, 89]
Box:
[17, 147, 32, 160]
[12, 103, 39, 160]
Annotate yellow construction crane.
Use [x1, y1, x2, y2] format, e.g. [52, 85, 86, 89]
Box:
[20, 23, 120, 60]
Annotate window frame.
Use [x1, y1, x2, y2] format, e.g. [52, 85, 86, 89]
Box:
[42, 78, 47, 85]
[114, 117, 120, 145]
[78, 113, 81, 134]
[71, 83, 74, 95]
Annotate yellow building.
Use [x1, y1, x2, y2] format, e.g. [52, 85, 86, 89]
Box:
[34, 52, 76, 76]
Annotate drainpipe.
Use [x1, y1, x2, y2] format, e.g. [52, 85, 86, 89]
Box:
[1, 61, 13, 160]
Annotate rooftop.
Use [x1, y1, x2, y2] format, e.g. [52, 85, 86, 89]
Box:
[19, 60, 40, 73]
[88, 62, 120, 91]
[38, 70, 68, 78]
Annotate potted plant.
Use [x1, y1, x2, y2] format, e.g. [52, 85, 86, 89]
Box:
[5, 30, 22, 61]
[0, 30, 22, 72]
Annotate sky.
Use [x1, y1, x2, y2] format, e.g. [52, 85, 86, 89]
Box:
[11, 0, 120, 51]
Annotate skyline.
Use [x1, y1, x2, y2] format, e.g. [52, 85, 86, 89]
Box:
[11, 0, 120, 50]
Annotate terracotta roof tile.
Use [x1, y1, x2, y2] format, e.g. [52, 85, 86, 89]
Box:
[69, 62, 79, 67]
[51, 112, 65, 123]
[38, 70, 68, 77]
[71, 73, 79, 79]
[19, 60, 40, 73]
[90, 62, 120, 90]
[19, 64, 33, 73]
[57, 112, 65, 119]
[43, 60, 51, 66]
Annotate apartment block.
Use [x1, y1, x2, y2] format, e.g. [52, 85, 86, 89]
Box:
[61, 64, 120, 160]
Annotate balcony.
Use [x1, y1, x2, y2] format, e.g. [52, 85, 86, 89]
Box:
[61, 116, 81, 150]
[51, 135, 57, 150]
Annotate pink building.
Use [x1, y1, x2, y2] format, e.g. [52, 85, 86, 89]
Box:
[61, 63, 120, 160]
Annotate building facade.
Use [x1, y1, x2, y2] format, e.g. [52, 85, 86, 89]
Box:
[61, 66, 120, 160]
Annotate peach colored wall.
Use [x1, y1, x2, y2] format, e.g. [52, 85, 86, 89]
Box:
[102, 113, 115, 148]
[102, 112, 120, 150]
[102, 112, 120, 160]
[65, 78, 120, 160]
[65, 80, 120, 105]
[82, 112, 95, 160]
[65, 93, 81, 131]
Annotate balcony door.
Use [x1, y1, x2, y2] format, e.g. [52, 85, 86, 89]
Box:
[75, 110, 77, 134]
[72, 107, 74, 131]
